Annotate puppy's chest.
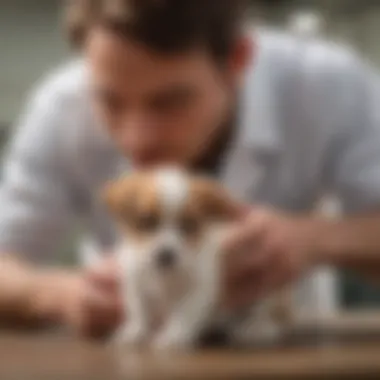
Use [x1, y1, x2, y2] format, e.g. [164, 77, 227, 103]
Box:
[143, 271, 193, 310]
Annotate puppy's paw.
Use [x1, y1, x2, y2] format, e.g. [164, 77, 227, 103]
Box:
[111, 323, 149, 348]
[231, 319, 285, 347]
[251, 322, 284, 344]
[152, 326, 195, 352]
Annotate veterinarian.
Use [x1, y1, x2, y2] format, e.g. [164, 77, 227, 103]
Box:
[0, 0, 380, 338]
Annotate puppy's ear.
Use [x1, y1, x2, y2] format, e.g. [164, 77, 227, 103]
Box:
[194, 178, 243, 222]
[102, 176, 137, 218]
[103, 180, 121, 215]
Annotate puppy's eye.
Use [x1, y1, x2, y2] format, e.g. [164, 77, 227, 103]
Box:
[179, 217, 199, 236]
[135, 214, 160, 232]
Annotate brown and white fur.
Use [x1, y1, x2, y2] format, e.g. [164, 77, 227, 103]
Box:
[104, 167, 292, 351]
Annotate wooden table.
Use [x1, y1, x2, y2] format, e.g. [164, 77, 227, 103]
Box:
[1, 331, 380, 380]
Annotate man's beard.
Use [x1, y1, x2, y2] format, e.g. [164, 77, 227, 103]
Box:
[190, 104, 238, 175]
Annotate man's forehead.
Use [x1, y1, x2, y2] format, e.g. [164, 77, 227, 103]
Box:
[87, 28, 219, 80]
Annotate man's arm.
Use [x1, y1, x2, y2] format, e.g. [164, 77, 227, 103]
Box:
[0, 256, 80, 327]
[0, 75, 123, 338]
[320, 54, 380, 280]
[0, 81, 79, 326]
[310, 215, 380, 282]
[222, 52, 380, 309]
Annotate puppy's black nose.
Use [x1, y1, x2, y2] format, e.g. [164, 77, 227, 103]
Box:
[155, 248, 176, 269]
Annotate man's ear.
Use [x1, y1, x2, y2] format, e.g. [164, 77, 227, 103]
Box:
[227, 35, 255, 83]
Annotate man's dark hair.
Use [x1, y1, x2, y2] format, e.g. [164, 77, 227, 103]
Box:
[65, 0, 248, 60]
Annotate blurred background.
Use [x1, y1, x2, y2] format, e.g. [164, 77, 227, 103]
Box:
[0, 0, 380, 309]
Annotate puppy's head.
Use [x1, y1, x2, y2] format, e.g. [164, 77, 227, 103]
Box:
[104, 167, 240, 274]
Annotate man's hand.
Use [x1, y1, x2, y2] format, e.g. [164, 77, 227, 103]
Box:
[222, 208, 323, 311]
[32, 256, 123, 339]
[68, 256, 123, 339]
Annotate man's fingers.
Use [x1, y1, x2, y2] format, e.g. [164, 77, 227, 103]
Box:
[85, 256, 121, 290]
[79, 285, 124, 339]
[80, 255, 124, 339]
[225, 245, 272, 284]
[233, 202, 252, 219]
[223, 209, 270, 253]
[83, 284, 119, 309]
[225, 250, 282, 310]
[224, 217, 273, 283]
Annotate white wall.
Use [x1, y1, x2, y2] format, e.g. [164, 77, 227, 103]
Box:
[0, 0, 70, 125]
[331, 9, 380, 66]
[1, 0, 380, 126]
[260, 2, 380, 68]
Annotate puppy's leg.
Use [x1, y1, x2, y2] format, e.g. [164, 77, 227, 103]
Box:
[113, 288, 150, 347]
[112, 255, 150, 347]
[153, 287, 217, 351]
[230, 290, 294, 347]
[153, 239, 221, 351]
[230, 303, 283, 347]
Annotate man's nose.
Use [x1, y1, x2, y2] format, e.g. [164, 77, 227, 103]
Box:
[122, 117, 162, 143]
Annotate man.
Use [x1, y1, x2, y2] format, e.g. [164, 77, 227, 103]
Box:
[0, 0, 380, 338]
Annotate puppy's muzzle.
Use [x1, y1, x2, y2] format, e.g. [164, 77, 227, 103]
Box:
[155, 247, 177, 269]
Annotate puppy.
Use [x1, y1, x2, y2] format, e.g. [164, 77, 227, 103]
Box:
[104, 167, 293, 351]
[104, 166, 239, 350]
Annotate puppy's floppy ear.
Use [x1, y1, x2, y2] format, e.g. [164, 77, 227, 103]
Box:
[103, 180, 122, 215]
[194, 178, 244, 222]
[102, 176, 137, 218]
